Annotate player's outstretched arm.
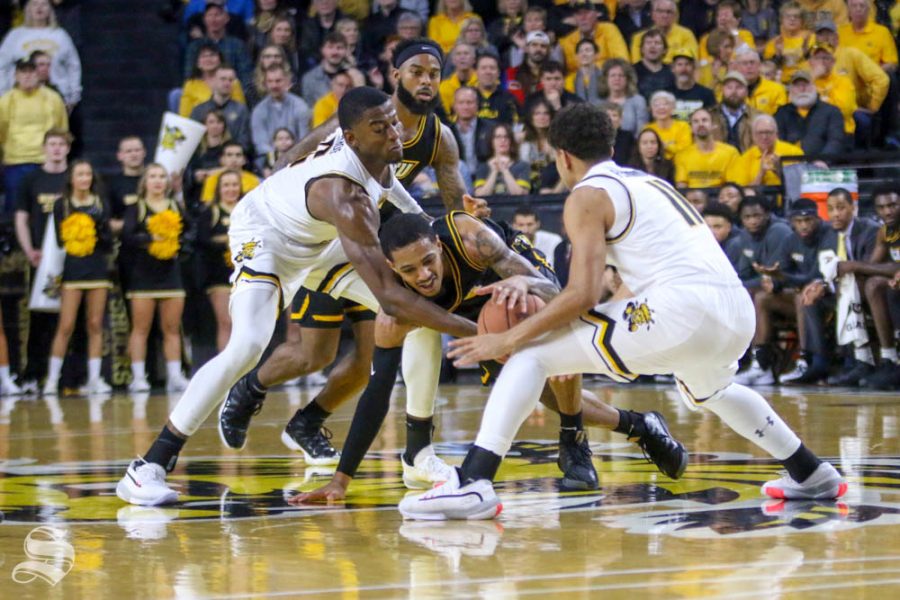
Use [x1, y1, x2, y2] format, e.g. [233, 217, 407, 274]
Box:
[272, 116, 339, 171]
[448, 186, 613, 364]
[432, 125, 467, 211]
[310, 178, 477, 338]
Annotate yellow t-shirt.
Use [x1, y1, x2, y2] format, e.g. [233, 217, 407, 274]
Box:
[646, 120, 692, 159]
[726, 140, 804, 187]
[838, 22, 900, 66]
[833, 45, 890, 111]
[674, 142, 740, 189]
[201, 169, 260, 203]
[312, 92, 338, 128]
[560, 23, 629, 74]
[815, 72, 858, 134]
[179, 78, 247, 117]
[439, 71, 478, 115]
[0, 86, 68, 164]
[698, 29, 756, 66]
[630, 25, 699, 64]
[427, 12, 477, 54]
[748, 78, 788, 115]
[763, 32, 814, 84]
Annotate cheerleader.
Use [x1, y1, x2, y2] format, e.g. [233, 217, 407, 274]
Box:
[122, 163, 190, 393]
[197, 169, 241, 350]
[43, 161, 112, 396]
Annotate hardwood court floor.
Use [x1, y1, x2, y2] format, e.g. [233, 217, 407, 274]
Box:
[0, 382, 898, 598]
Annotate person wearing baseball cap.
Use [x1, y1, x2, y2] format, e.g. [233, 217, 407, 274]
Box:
[559, 0, 628, 75]
[708, 70, 760, 152]
[670, 46, 716, 120]
[506, 28, 553, 104]
[774, 66, 847, 155]
[807, 42, 857, 137]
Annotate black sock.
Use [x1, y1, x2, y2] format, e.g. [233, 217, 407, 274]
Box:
[299, 398, 331, 429]
[246, 367, 267, 395]
[613, 409, 647, 439]
[752, 345, 771, 369]
[782, 443, 822, 483]
[459, 446, 502, 483]
[403, 415, 434, 465]
[144, 425, 186, 472]
[559, 410, 583, 431]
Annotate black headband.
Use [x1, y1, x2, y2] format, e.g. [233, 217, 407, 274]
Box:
[393, 44, 443, 69]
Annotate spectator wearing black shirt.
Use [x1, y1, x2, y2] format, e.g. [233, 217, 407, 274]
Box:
[627, 127, 674, 184]
[362, 0, 409, 59]
[600, 101, 634, 171]
[633, 28, 675, 101]
[524, 60, 583, 114]
[773, 70, 847, 156]
[13, 128, 70, 391]
[474, 52, 519, 124]
[106, 136, 146, 229]
[702, 201, 748, 273]
[616, 0, 653, 44]
[670, 48, 716, 120]
[734, 196, 792, 292]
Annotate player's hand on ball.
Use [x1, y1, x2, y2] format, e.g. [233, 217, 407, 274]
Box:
[448, 333, 514, 366]
[478, 276, 530, 311]
[288, 478, 348, 505]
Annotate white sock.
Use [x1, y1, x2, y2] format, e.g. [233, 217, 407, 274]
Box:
[402, 328, 442, 419]
[47, 356, 64, 384]
[854, 345, 875, 365]
[166, 360, 183, 381]
[882, 348, 898, 363]
[88, 358, 102, 382]
[702, 383, 801, 460]
[0, 365, 10, 381]
[132, 361, 146, 381]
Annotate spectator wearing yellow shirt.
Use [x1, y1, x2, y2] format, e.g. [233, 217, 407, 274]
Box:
[698, 1, 756, 67]
[428, 0, 476, 54]
[630, 0, 698, 64]
[764, 1, 814, 84]
[200, 141, 260, 203]
[735, 46, 788, 115]
[808, 44, 857, 135]
[838, 0, 898, 71]
[439, 42, 477, 114]
[698, 30, 736, 99]
[815, 19, 889, 113]
[312, 70, 354, 127]
[559, 0, 629, 74]
[798, 0, 849, 28]
[0, 58, 67, 214]
[675, 107, 739, 189]
[179, 43, 247, 117]
[727, 114, 804, 187]
[646, 90, 691, 158]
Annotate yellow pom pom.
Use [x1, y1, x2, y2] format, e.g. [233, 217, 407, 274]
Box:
[146, 209, 183, 260]
[60, 212, 97, 258]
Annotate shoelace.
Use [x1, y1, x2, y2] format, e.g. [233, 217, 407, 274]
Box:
[303, 427, 336, 455]
[419, 455, 451, 476]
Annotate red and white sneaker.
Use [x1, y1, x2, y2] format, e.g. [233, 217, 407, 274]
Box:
[116, 458, 179, 506]
[762, 462, 848, 500]
[398, 468, 502, 521]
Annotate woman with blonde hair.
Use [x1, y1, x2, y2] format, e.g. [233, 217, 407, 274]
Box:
[43, 160, 112, 396]
[266, 15, 299, 75]
[428, 0, 476, 53]
[698, 29, 736, 98]
[0, 0, 82, 107]
[121, 164, 189, 393]
[597, 58, 648, 137]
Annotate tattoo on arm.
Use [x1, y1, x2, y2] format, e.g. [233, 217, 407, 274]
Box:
[471, 229, 560, 301]
[433, 126, 465, 210]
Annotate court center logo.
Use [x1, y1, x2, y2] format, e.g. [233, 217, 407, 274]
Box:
[0, 447, 898, 539]
[11, 526, 75, 586]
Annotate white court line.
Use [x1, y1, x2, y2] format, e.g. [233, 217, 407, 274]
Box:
[197, 555, 900, 599]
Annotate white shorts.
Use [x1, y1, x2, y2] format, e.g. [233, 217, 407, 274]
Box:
[564, 283, 754, 402]
[227, 198, 379, 313]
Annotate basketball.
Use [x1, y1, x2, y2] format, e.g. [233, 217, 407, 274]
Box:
[477, 294, 546, 362]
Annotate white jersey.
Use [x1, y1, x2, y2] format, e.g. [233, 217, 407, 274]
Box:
[573, 160, 739, 295]
[244, 133, 421, 247]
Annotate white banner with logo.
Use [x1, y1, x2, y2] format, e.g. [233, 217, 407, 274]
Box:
[153, 111, 206, 175]
[28, 215, 66, 313]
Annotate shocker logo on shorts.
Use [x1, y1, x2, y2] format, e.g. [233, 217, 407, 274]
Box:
[624, 300, 654, 332]
[234, 239, 261, 263]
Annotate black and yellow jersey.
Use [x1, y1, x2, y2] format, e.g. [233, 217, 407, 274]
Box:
[427, 212, 558, 322]
[395, 113, 443, 187]
[885, 224, 899, 264]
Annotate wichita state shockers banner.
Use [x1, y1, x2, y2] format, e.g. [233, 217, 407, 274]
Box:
[153, 111, 206, 175]
[28, 215, 65, 312]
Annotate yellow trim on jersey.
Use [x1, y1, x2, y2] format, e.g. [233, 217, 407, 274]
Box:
[481, 366, 491, 385]
[579, 310, 635, 381]
[345, 304, 370, 313]
[291, 292, 311, 320]
[445, 212, 483, 271]
[439, 241, 464, 311]
[404, 116, 427, 148]
[429, 117, 442, 165]
[312, 314, 344, 322]
[320, 263, 354, 295]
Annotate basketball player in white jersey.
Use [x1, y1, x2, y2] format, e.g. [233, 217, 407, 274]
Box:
[116, 88, 477, 506]
[399, 103, 847, 520]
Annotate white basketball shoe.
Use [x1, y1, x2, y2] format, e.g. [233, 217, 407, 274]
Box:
[116, 458, 179, 506]
[761, 462, 848, 500]
[401, 446, 455, 489]
[398, 468, 502, 521]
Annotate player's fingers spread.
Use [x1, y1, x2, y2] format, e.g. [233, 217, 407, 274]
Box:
[476, 283, 498, 296]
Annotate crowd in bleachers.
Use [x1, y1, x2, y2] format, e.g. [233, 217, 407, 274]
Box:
[0, 0, 896, 394]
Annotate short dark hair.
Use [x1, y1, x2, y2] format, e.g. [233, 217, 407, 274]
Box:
[575, 38, 598, 53]
[222, 140, 244, 153]
[702, 201, 735, 221]
[44, 128, 73, 145]
[475, 51, 500, 69]
[322, 31, 347, 47]
[338, 86, 391, 130]
[872, 183, 899, 200]
[540, 60, 564, 76]
[379, 213, 437, 258]
[513, 204, 538, 220]
[548, 103, 614, 162]
[827, 187, 855, 205]
[739, 196, 771, 214]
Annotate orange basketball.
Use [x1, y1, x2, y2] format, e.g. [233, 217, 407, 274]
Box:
[477, 294, 546, 363]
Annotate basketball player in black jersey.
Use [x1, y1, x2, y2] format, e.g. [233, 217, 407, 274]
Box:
[288, 212, 688, 502]
[219, 39, 478, 463]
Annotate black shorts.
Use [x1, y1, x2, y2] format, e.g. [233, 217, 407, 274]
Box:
[290, 287, 375, 329]
[479, 360, 503, 386]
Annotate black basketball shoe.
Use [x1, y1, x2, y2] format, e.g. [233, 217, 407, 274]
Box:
[558, 429, 599, 490]
[281, 410, 340, 466]
[218, 375, 266, 450]
[635, 411, 689, 479]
